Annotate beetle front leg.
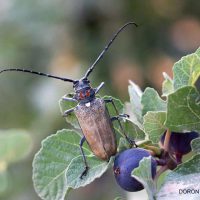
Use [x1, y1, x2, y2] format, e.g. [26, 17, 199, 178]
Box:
[105, 98, 136, 147]
[79, 136, 89, 179]
[62, 107, 76, 117]
[62, 96, 78, 102]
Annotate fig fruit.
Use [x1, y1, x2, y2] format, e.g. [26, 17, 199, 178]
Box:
[113, 148, 157, 192]
[160, 131, 199, 163]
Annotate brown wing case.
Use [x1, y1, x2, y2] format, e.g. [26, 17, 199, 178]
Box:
[75, 98, 117, 160]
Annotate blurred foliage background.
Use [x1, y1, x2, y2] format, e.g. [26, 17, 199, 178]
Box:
[0, 0, 199, 199]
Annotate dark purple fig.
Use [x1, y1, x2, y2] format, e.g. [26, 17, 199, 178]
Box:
[160, 131, 199, 162]
[113, 148, 157, 192]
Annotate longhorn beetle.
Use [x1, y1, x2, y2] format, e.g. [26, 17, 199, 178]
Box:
[0, 22, 138, 178]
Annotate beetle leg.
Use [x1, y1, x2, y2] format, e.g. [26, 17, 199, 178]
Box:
[62, 108, 75, 117]
[79, 136, 89, 179]
[105, 98, 136, 147]
[62, 97, 78, 102]
[110, 114, 136, 146]
[111, 114, 129, 121]
[119, 113, 129, 118]
[67, 113, 89, 178]
[94, 82, 105, 94]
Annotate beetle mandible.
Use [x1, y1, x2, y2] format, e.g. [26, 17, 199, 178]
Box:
[0, 22, 138, 178]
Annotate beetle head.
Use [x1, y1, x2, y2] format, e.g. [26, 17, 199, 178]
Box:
[73, 78, 95, 103]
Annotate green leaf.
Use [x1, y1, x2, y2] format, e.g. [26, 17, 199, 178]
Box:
[33, 129, 111, 200]
[157, 154, 200, 200]
[0, 171, 9, 194]
[173, 47, 200, 91]
[0, 129, 32, 164]
[33, 129, 91, 200]
[124, 118, 145, 141]
[165, 86, 200, 132]
[137, 140, 154, 148]
[113, 118, 145, 148]
[0, 130, 32, 195]
[156, 170, 171, 191]
[103, 96, 124, 116]
[162, 72, 174, 97]
[66, 155, 113, 189]
[117, 137, 130, 152]
[172, 154, 200, 175]
[114, 197, 125, 200]
[128, 80, 143, 126]
[103, 96, 127, 141]
[0, 161, 8, 195]
[141, 87, 167, 116]
[131, 157, 156, 200]
[191, 137, 200, 154]
[195, 76, 200, 93]
[143, 112, 166, 143]
[59, 94, 79, 129]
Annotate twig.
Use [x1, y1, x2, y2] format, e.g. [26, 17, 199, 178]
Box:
[154, 165, 168, 183]
[163, 129, 171, 152]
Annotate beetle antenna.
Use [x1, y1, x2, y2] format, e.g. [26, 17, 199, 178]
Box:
[84, 22, 138, 79]
[0, 68, 75, 83]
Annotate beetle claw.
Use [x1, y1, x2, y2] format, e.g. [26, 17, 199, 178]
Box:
[118, 113, 129, 119]
[80, 166, 89, 179]
[62, 113, 70, 117]
[126, 136, 137, 148]
[123, 114, 130, 118]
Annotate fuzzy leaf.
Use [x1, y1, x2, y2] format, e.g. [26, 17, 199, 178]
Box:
[165, 86, 200, 132]
[191, 137, 200, 154]
[141, 87, 167, 116]
[114, 197, 125, 200]
[117, 137, 130, 152]
[0, 129, 32, 164]
[59, 94, 79, 129]
[33, 129, 92, 200]
[156, 170, 171, 191]
[162, 72, 174, 97]
[143, 111, 166, 143]
[131, 157, 156, 200]
[128, 80, 143, 125]
[103, 96, 128, 142]
[157, 154, 200, 200]
[0, 130, 32, 195]
[195, 76, 200, 93]
[124, 118, 145, 141]
[114, 197, 126, 200]
[113, 117, 145, 147]
[0, 171, 9, 194]
[103, 96, 124, 116]
[66, 155, 113, 189]
[173, 47, 200, 90]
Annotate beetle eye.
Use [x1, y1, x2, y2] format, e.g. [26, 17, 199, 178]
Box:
[86, 90, 90, 97]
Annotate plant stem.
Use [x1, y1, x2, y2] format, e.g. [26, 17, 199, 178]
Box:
[154, 165, 168, 182]
[163, 129, 171, 152]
